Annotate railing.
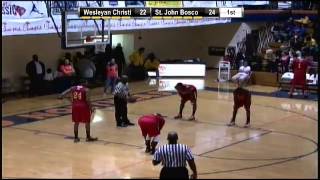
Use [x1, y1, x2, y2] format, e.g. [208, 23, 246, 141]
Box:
[257, 23, 274, 54]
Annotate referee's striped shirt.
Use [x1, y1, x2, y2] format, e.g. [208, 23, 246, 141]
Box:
[113, 82, 129, 99]
[153, 144, 194, 167]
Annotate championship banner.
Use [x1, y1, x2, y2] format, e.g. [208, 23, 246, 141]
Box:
[146, 1, 182, 8]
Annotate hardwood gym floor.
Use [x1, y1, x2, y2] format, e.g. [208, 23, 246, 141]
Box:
[2, 70, 318, 179]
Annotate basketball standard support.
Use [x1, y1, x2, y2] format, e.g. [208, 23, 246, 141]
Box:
[218, 61, 231, 82]
[61, 11, 111, 49]
[44, 1, 61, 38]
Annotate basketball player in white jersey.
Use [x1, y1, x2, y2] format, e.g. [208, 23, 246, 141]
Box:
[231, 61, 251, 87]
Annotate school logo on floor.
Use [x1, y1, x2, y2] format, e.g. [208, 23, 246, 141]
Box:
[2, 90, 175, 128]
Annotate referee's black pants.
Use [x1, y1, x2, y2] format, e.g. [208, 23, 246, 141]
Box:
[160, 167, 189, 179]
[114, 96, 129, 126]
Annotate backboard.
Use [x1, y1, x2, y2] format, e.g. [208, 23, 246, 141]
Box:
[61, 11, 111, 49]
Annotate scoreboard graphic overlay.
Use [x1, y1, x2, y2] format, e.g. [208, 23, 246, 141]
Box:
[78, 7, 244, 19]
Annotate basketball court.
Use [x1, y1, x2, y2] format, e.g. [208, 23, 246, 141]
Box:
[2, 71, 317, 178]
[2, 1, 318, 179]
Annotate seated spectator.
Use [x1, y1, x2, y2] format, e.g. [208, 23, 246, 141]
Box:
[290, 34, 304, 51]
[44, 68, 55, 81]
[304, 35, 317, 47]
[264, 49, 277, 72]
[60, 59, 75, 77]
[44, 68, 56, 94]
[144, 53, 160, 71]
[231, 61, 251, 87]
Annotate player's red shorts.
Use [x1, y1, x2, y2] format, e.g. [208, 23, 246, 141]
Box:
[291, 71, 306, 86]
[72, 102, 91, 123]
[138, 116, 161, 137]
[234, 88, 251, 109]
[181, 95, 196, 104]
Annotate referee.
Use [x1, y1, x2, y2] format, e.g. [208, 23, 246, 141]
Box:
[153, 131, 197, 179]
[113, 75, 135, 127]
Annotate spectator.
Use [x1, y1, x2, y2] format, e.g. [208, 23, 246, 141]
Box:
[104, 58, 118, 94]
[44, 68, 55, 81]
[280, 51, 290, 73]
[129, 47, 145, 67]
[303, 35, 318, 57]
[58, 59, 75, 92]
[264, 49, 277, 72]
[144, 53, 160, 71]
[76, 55, 96, 83]
[44, 68, 55, 94]
[60, 59, 75, 77]
[103, 44, 113, 78]
[57, 52, 72, 73]
[153, 131, 197, 179]
[128, 47, 146, 80]
[113, 75, 135, 127]
[93, 44, 114, 82]
[26, 54, 45, 96]
[290, 34, 304, 51]
[113, 43, 126, 76]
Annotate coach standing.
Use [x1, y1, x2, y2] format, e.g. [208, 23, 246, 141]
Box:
[113, 75, 135, 127]
[26, 54, 45, 96]
[153, 131, 197, 179]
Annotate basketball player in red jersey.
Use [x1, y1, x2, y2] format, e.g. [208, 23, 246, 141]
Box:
[227, 87, 251, 128]
[138, 113, 165, 155]
[289, 51, 310, 98]
[59, 82, 98, 143]
[174, 83, 197, 121]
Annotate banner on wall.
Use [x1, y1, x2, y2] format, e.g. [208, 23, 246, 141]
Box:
[2, 1, 47, 19]
[146, 1, 182, 8]
[3, 0, 252, 36]
[2, 17, 231, 36]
